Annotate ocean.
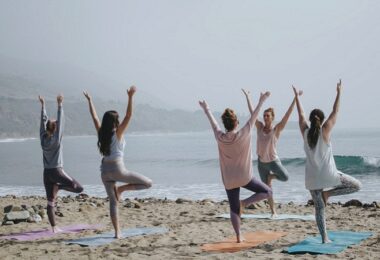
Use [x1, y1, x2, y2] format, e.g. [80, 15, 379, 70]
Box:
[0, 129, 379, 203]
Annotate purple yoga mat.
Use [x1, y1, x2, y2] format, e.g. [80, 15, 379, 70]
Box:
[1, 224, 102, 241]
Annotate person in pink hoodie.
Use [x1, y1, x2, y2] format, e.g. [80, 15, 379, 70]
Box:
[199, 89, 272, 243]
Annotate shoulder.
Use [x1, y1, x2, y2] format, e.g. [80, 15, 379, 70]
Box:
[256, 120, 264, 129]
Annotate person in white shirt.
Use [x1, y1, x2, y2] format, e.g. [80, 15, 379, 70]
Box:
[293, 80, 361, 243]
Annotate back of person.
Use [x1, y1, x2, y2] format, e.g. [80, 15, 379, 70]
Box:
[303, 128, 341, 190]
[40, 112, 63, 169]
[216, 121, 253, 189]
[103, 132, 125, 162]
[41, 135, 63, 168]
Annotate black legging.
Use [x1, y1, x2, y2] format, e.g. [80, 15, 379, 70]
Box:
[43, 168, 83, 226]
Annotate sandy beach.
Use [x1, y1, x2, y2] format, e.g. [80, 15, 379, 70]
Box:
[0, 195, 379, 259]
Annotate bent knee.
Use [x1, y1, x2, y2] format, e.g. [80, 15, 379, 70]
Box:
[145, 179, 153, 189]
[74, 183, 84, 193]
[278, 174, 289, 182]
[354, 180, 362, 192]
[265, 186, 273, 197]
[77, 186, 84, 193]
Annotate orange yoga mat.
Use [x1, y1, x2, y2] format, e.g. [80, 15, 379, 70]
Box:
[201, 231, 288, 253]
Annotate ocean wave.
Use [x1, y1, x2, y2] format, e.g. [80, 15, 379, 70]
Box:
[190, 155, 380, 174]
[281, 156, 380, 174]
[334, 155, 380, 174]
[0, 137, 37, 143]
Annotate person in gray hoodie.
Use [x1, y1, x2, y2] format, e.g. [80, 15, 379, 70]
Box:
[39, 94, 83, 233]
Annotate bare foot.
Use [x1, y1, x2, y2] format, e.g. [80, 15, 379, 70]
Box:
[239, 200, 244, 217]
[322, 238, 332, 244]
[52, 226, 63, 233]
[322, 191, 329, 206]
[270, 212, 278, 219]
[267, 174, 276, 187]
[114, 186, 120, 202]
[237, 234, 246, 243]
[114, 233, 122, 239]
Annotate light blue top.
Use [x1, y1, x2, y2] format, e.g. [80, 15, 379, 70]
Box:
[103, 132, 125, 161]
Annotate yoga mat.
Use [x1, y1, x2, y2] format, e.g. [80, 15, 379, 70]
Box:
[1, 224, 102, 241]
[201, 231, 287, 253]
[218, 213, 315, 221]
[65, 227, 169, 247]
[285, 231, 373, 254]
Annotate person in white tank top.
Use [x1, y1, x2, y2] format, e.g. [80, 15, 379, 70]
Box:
[252, 89, 301, 217]
[293, 80, 361, 243]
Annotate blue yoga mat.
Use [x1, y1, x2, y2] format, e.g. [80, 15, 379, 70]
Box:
[285, 231, 373, 254]
[218, 214, 315, 221]
[65, 227, 168, 247]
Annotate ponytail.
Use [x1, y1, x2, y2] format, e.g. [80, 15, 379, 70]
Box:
[307, 109, 325, 149]
[98, 111, 119, 156]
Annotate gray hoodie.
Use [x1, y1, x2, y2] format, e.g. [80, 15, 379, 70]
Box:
[40, 105, 64, 169]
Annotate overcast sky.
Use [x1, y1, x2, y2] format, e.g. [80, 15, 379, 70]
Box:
[0, 0, 379, 128]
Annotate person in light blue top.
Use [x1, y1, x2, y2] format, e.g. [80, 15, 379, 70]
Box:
[39, 94, 83, 233]
[84, 86, 152, 239]
[293, 80, 361, 243]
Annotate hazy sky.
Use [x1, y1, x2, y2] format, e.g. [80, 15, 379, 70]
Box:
[0, 0, 379, 128]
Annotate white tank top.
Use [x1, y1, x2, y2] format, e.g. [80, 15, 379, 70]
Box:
[256, 127, 278, 163]
[103, 132, 125, 161]
[303, 128, 341, 190]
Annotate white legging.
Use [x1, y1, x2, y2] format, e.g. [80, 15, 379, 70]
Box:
[310, 172, 361, 242]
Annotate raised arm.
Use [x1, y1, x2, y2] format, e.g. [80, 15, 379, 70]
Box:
[247, 91, 270, 127]
[83, 91, 101, 132]
[292, 86, 308, 135]
[322, 79, 342, 141]
[242, 89, 263, 129]
[39, 95, 48, 137]
[275, 90, 302, 136]
[56, 94, 64, 139]
[199, 100, 222, 134]
[116, 86, 136, 140]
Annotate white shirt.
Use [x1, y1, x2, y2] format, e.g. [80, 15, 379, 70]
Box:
[303, 128, 341, 190]
[103, 132, 125, 161]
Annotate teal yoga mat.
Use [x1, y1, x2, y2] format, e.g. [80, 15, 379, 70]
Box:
[65, 227, 168, 247]
[285, 231, 373, 254]
[218, 214, 315, 221]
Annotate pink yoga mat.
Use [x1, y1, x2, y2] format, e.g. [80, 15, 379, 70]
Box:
[1, 224, 102, 241]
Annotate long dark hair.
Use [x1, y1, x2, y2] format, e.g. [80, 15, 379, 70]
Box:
[221, 108, 238, 132]
[98, 110, 119, 156]
[307, 109, 325, 149]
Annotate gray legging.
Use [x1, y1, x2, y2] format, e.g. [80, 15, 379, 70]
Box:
[101, 159, 152, 219]
[258, 158, 289, 183]
[310, 172, 361, 242]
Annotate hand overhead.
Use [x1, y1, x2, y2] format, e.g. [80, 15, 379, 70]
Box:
[38, 95, 45, 106]
[57, 94, 64, 105]
[127, 86, 137, 97]
[198, 100, 209, 111]
[83, 91, 92, 101]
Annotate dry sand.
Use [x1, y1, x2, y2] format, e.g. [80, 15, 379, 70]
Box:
[0, 195, 379, 259]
